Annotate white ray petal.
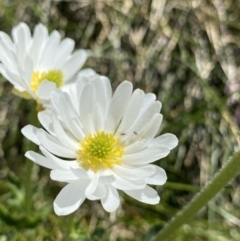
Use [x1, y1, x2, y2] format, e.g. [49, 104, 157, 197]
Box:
[104, 81, 133, 132]
[54, 180, 88, 216]
[101, 185, 120, 212]
[122, 145, 170, 165]
[124, 185, 160, 204]
[144, 165, 167, 185]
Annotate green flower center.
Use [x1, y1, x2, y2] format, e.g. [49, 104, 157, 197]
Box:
[77, 131, 124, 172]
[30, 70, 63, 92]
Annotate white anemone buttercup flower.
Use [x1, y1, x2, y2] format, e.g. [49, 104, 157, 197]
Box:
[0, 22, 89, 107]
[22, 75, 178, 215]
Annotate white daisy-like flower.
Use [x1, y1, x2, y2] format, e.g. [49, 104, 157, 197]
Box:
[0, 22, 89, 107]
[21, 75, 178, 215]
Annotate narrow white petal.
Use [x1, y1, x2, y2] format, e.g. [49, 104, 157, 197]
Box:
[50, 89, 62, 114]
[122, 145, 170, 165]
[77, 68, 97, 78]
[62, 50, 88, 81]
[101, 185, 120, 212]
[144, 165, 167, 185]
[38, 111, 55, 136]
[59, 92, 85, 140]
[124, 185, 160, 204]
[39, 30, 61, 69]
[39, 146, 74, 170]
[12, 22, 31, 65]
[0, 41, 17, 71]
[29, 23, 48, 66]
[36, 129, 77, 158]
[123, 139, 148, 155]
[21, 125, 40, 145]
[53, 38, 75, 66]
[85, 174, 99, 198]
[99, 175, 115, 185]
[50, 169, 79, 182]
[113, 165, 155, 181]
[70, 166, 89, 179]
[54, 180, 88, 216]
[122, 101, 162, 144]
[104, 81, 133, 132]
[112, 174, 146, 190]
[25, 150, 73, 170]
[92, 76, 111, 121]
[87, 184, 106, 200]
[51, 111, 79, 149]
[139, 113, 163, 140]
[117, 89, 144, 135]
[79, 83, 96, 133]
[149, 134, 178, 150]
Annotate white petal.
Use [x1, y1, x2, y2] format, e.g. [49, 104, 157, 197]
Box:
[39, 146, 74, 170]
[113, 165, 155, 181]
[85, 174, 99, 198]
[112, 174, 146, 190]
[70, 166, 89, 179]
[51, 111, 79, 149]
[124, 185, 160, 204]
[116, 89, 144, 135]
[62, 49, 88, 81]
[104, 81, 133, 132]
[25, 150, 73, 170]
[50, 169, 79, 182]
[92, 76, 112, 122]
[123, 139, 148, 155]
[59, 92, 85, 140]
[99, 175, 115, 185]
[140, 113, 163, 140]
[79, 83, 96, 133]
[53, 38, 75, 67]
[87, 184, 106, 200]
[101, 185, 120, 212]
[38, 111, 55, 136]
[36, 129, 77, 158]
[0, 40, 17, 71]
[54, 180, 88, 216]
[36, 80, 57, 100]
[29, 23, 48, 66]
[50, 89, 62, 115]
[77, 68, 97, 78]
[149, 134, 178, 150]
[144, 165, 167, 185]
[12, 22, 31, 65]
[21, 125, 40, 145]
[39, 30, 61, 69]
[122, 101, 162, 144]
[122, 145, 170, 165]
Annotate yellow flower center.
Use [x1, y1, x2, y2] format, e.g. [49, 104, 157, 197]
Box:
[77, 131, 124, 172]
[30, 70, 64, 92]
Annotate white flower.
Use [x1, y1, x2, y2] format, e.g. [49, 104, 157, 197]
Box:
[21, 75, 178, 216]
[0, 22, 89, 107]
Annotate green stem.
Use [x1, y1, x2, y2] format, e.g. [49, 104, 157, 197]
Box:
[24, 160, 34, 214]
[24, 101, 38, 214]
[153, 151, 240, 241]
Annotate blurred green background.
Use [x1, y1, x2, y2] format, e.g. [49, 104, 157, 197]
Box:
[1, 0, 240, 240]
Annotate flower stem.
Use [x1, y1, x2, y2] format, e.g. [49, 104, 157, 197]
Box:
[23, 102, 38, 214]
[24, 160, 34, 214]
[153, 151, 240, 241]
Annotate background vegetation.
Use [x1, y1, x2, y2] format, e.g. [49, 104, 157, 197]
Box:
[1, 0, 240, 240]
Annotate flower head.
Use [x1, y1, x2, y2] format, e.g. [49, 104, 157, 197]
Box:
[22, 75, 178, 215]
[0, 22, 89, 107]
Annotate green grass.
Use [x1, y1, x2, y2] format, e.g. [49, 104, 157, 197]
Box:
[1, 0, 240, 240]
